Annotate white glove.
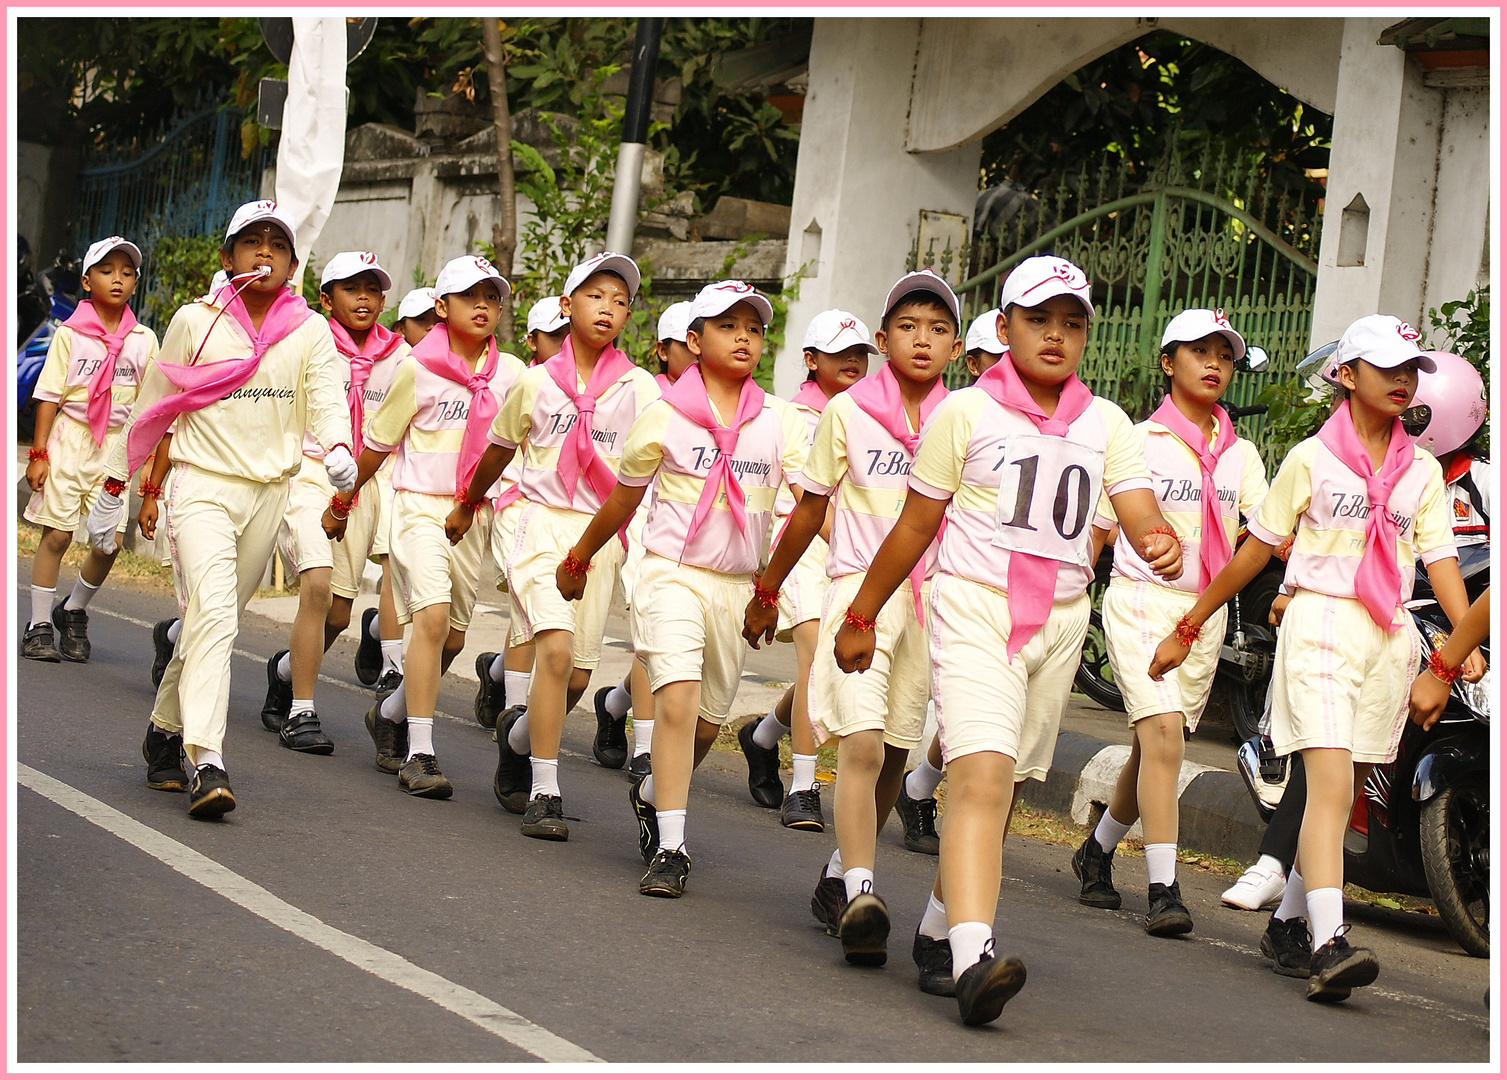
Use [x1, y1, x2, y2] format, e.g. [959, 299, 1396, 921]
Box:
[324, 445, 358, 492]
[85, 489, 127, 554]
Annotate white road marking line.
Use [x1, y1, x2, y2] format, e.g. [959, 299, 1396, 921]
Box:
[17, 763, 603, 1063]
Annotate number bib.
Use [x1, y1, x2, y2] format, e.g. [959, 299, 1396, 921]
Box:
[990, 433, 1104, 566]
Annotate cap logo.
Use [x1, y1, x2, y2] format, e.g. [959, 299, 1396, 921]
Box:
[361, 251, 377, 265]
[1396, 321, 1421, 342]
[1213, 308, 1230, 328]
[720, 281, 754, 294]
[473, 256, 495, 274]
[825, 318, 858, 347]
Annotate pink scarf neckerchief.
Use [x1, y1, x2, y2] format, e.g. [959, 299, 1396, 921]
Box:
[975, 349, 1095, 659]
[654, 372, 674, 393]
[1149, 395, 1237, 589]
[543, 334, 634, 504]
[328, 318, 403, 457]
[126, 283, 310, 475]
[64, 299, 139, 446]
[847, 363, 949, 619]
[409, 323, 500, 495]
[661, 363, 767, 560]
[791, 378, 832, 413]
[1317, 399, 1415, 630]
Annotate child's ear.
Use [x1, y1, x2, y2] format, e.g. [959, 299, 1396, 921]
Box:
[319, 292, 335, 314]
[1338, 362, 1358, 392]
[434, 296, 450, 321]
[685, 328, 703, 357]
[804, 350, 817, 372]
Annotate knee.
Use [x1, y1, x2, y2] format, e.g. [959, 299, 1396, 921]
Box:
[534, 633, 574, 678]
[300, 575, 333, 612]
[326, 599, 353, 633]
[39, 528, 71, 557]
[568, 667, 592, 695]
[839, 733, 885, 776]
[410, 605, 450, 642]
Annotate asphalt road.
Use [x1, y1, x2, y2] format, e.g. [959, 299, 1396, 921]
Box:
[14, 582, 1492, 1064]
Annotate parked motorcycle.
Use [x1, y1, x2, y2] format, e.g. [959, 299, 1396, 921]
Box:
[16, 246, 81, 441]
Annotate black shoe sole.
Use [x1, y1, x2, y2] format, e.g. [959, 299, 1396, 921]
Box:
[957, 957, 1028, 1026]
[840, 896, 890, 967]
[521, 820, 570, 841]
[400, 781, 454, 799]
[1147, 909, 1194, 937]
[188, 786, 235, 819]
[355, 608, 381, 686]
[146, 777, 188, 793]
[280, 735, 335, 755]
[1307, 952, 1379, 1003]
[1260, 933, 1312, 978]
[903, 835, 941, 855]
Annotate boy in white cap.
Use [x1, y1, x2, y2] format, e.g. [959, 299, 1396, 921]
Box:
[963, 308, 1006, 379]
[450, 252, 658, 839]
[394, 287, 440, 347]
[525, 294, 571, 361]
[24, 236, 159, 663]
[833, 255, 1182, 1024]
[260, 251, 410, 751]
[87, 199, 354, 818]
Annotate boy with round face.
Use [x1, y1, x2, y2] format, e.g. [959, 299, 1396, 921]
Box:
[23, 236, 158, 664]
[394, 287, 440, 347]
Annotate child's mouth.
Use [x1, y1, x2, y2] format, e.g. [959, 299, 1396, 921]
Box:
[1388, 388, 1409, 403]
[1202, 373, 1221, 386]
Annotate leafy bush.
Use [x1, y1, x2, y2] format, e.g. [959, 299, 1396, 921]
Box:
[140, 234, 222, 329]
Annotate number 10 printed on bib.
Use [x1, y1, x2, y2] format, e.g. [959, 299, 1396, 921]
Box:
[990, 433, 1104, 566]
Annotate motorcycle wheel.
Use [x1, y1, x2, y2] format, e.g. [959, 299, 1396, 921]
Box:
[1420, 773, 1491, 958]
[1074, 606, 1125, 712]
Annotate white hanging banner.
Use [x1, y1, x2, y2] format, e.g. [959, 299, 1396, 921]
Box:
[275, 18, 348, 282]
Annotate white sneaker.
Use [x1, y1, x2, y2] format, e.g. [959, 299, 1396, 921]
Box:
[1221, 864, 1286, 910]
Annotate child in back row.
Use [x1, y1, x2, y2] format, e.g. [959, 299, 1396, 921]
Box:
[394, 287, 440, 346]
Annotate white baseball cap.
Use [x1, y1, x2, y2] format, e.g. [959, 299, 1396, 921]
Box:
[999, 255, 1094, 317]
[1160, 308, 1246, 362]
[1331, 314, 1436, 377]
[882, 269, 961, 327]
[802, 309, 877, 354]
[434, 254, 511, 301]
[965, 309, 1005, 355]
[563, 251, 641, 301]
[526, 295, 570, 335]
[396, 287, 438, 321]
[320, 250, 392, 292]
[82, 236, 142, 274]
[689, 280, 774, 326]
[224, 199, 299, 248]
[657, 301, 694, 343]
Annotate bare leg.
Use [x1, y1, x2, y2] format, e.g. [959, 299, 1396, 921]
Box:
[789, 620, 818, 758]
[31, 526, 72, 591]
[289, 567, 333, 701]
[525, 628, 574, 760]
[401, 603, 452, 719]
[376, 558, 401, 641]
[630, 655, 654, 719]
[325, 593, 354, 652]
[938, 750, 1017, 926]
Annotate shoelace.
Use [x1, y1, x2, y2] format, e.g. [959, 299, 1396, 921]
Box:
[409, 753, 441, 775]
[796, 786, 822, 812]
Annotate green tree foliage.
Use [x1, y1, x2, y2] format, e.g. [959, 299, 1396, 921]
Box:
[139, 235, 222, 329]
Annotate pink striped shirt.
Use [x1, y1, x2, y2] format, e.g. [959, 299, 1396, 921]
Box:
[301, 339, 409, 460]
[33, 324, 158, 430]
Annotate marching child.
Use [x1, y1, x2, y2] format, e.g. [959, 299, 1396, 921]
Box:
[560, 279, 807, 898]
[1150, 313, 1479, 1003]
[24, 236, 159, 663]
[88, 200, 353, 818]
[738, 307, 873, 830]
[394, 287, 440, 347]
[1073, 309, 1269, 937]
[326, 254, 524, 798]
[450, 253, 658, 840]
[833, 256, 1182, 1025]
[748, 276, 954, 965]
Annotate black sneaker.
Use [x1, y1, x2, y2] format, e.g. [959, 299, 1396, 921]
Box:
[1306, 928, 1379, 1003]
[591, 687, 628, 770]
[493, 706, 532, 814]
[280, 709, 335, 755]
[629, 775, 659, 865]
[955, 944, 1028, 1026]
[141, 724, 188, 792]
[187, 764, 236, 819]
[473, 652, 505, 729]
[20, 622, 60, 663]
[364, 702, 408, 774]
[737, 719, 784, 808]
[261, 650, 293, 732]
[811, 871, 848, 936]
[398, 753, 454, 799]
[627, 752, 652, 780]
[913, 929, 957, 997]
[1071, 834, 1121, 910]
[640, 848, 691, 898]
[781, 783, 825, 831]
[895, 777, 941, 855]
[521, 793, 569, 841]
[151, 619, 176, 687]
[373, 669, 403, 702]
[839, 887, 890, 967]
[52, 599, 90, 662]
[1261, 915, 1314, 978]
[354, 607, 381, 686]
[1146, 881, 1194, 937]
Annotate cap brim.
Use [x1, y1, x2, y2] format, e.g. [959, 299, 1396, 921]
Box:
[227, 213, 298, 249]
[322, 266, 393, 292]
[883, 275, 961, 325]
[699, 294, 774, 325]
[569, 254, 641, 300]
[1008, 281, 1094, 318]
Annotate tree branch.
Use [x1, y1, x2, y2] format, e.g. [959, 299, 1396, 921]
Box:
[480, 16, 516, 341]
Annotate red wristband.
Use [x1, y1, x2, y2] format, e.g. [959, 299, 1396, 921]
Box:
[1145, 523, 1182, 547]
[328, 441, 353, 458]
[1425, 650, 1463, 686]
[1173, 614, 1203, 646]
[843, 607, 877, 633]
[330, 492, 355, 520]
[455, 489, 485, 513]
[751, 578, 780, 609]
[139, 480, 164, 499]
[28, 447, 48, 462]
[102, 477, 127, 497]
[561, 550, 592, 577]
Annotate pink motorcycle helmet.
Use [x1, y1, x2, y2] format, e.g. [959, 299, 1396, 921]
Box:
[1402, 350, 1487, 457]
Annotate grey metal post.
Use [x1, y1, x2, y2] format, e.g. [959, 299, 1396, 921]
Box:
[604, 17, 663, 258]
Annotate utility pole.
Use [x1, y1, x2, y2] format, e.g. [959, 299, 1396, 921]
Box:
[481, 16, 517, 340]
[604, 17, 663, 259]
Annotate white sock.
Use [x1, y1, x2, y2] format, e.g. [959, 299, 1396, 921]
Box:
[380, 680, 407, 721]
[276, 652, 292, 683]
[604, 679, 631, 720]
[1093, 810, 1133, 853]
[1307, 886, 1345, 947]
[1255, 853, 1286, 878]
[1145, 842, 1178, 887]
[948, 921, 995, 981]
[405, 718, 434, 758]
[191, 748, 224, 771]
[1274, 869, 1307, 921]
[530, 757, 559, 798]
[658, 808, 687, 853]
[752, 707, 787, 749]
[824, 848, 844, 878]
[290, 698, 315, 716]
[843, 867, 874, 901]
[641, 775, 656, 804]
[906, 759, 944, 800]
[919, 893, 949, 940]
[791, 754, 818, 793]
[166, 619, 181, 645]
[30, 585, 54, 627]
[65, 574, 102, 612]
[503, 670, 531, 710]
[508, 711, 532, 755]
[380, 639, 403, 675]
[632, 714, 654, 757]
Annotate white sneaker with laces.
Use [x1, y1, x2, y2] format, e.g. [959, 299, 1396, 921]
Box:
[1221, 864, 1286, 910]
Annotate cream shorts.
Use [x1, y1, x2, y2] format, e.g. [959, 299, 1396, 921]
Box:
[488, 499, 528, 647]
[388, 489, 491, 632]
[25, 415, 122, 533]
[633, 553, 751, 724]
[1268, 590, 1417, 764]
[366, 457, 395, 558]
[810, 572, 930, 748]
[777, 537, 830, 638]
[506, 501, 624, 671]
[330, 463, 393, 599]
[277, 454, 335, 574]
[929, 574, 1091, 781]
[619, 500, 652, 615]
[1103, 577, 1228, 731]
